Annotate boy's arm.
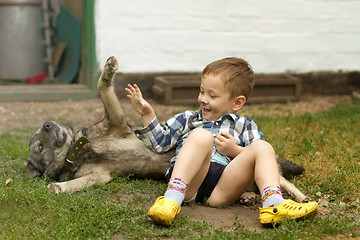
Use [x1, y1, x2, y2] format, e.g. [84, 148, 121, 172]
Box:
[125, 84, 155, 127]
[126, 84, 187, 153]
[135, 110, 190, 154]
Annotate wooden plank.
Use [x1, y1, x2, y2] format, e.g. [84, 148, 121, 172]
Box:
[0, 84, 98, 102]
[152, 74, 302, 105]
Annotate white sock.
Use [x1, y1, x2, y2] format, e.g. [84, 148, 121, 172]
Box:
[164, 178, 188, 206]
[261, 186, 285, 208]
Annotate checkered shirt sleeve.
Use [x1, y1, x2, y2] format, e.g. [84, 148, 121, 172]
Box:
[134, 111, 189, 153]
[238, 116, 265, 147]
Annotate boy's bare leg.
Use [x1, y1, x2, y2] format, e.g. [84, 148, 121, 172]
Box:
[207, 140, 279, 207]
[207, 139, 319, 226]
[148, 129, 214, 226]
[170, 129, 214, 200]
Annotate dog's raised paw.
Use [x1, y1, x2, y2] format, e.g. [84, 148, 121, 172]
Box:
[106, 56, 118, 71]
[105, 56, 118, 75]
[101, 56, 119, 86]
[47, 183, 62, 194]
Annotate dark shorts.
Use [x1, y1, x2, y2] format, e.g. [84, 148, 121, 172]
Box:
[165, 162, 226, 204]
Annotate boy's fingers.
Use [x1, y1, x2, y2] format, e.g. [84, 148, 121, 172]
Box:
[126, 84, 137, 91]
[215, 133, 225, 142]
[125, 89, 134, 98]
[125, 84, 141, 96]
[134, 84, 142, 94]
[220, 132, 231, 139]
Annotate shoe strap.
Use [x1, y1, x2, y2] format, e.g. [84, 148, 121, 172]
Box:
[281, 200, 304, 210]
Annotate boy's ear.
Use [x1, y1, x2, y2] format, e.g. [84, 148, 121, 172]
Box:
[232, 95, 246, 112]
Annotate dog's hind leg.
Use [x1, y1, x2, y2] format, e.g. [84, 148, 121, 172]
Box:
[97, 56, 131, 135]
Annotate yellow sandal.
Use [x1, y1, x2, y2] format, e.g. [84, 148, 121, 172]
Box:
[148, 196, 181, 227]
[259, 199, 319, 227]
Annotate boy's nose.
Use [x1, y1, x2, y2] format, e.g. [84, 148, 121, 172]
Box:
[199, 95, 207, 104]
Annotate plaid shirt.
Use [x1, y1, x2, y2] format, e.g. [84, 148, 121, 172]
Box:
[134, 109, 264, 166]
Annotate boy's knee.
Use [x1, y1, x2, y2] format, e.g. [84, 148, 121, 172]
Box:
[188, 129, 213, 145]
[251, 140, 275, 155]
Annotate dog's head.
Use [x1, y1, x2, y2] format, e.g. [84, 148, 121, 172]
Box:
[26, 121, 74, 179]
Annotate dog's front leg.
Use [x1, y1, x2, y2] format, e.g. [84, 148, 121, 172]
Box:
[97, 56, 131, 135]
[47, 172, 113, 194]
[280, 176, 311, 203]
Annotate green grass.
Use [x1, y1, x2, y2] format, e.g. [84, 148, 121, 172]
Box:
[0, 100, 359, 239]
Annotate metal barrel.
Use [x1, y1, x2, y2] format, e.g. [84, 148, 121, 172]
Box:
[0, 0, 45, 81]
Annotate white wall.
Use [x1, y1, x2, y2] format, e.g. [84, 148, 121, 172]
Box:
[95, 0, 360, 74]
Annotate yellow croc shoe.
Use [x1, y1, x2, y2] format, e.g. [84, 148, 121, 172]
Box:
[147, 196, 181, 227]
[259, 199, 319, 227]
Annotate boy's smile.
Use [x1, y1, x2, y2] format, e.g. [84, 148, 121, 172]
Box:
[198, 74, 241, 121]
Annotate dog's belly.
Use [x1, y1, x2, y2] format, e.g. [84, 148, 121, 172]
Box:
[76, 135, 171, 178]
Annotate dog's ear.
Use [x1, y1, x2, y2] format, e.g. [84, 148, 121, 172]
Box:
[25, 163, 41, 178]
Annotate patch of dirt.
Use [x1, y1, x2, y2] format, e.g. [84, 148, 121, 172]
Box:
[0, 94, 352, 229]
[179, 203, 263, 231]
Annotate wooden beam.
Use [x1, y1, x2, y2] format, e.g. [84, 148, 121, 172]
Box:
[0, 85, 98, 102]
[82, 0, 98, 90]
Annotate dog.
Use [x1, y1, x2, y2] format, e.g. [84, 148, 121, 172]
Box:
[25, 56, 310, 205]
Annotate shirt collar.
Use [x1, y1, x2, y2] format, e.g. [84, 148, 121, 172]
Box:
[196, 109, 238, 122]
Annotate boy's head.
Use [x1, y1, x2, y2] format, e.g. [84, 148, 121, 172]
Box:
[198, 57, 254, 120]
[202, 57, 254, 100]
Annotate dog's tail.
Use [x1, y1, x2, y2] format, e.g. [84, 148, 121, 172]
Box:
[276, 155, 305, 178]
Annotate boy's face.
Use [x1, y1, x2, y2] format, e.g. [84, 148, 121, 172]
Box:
[198, 74, 243, 121]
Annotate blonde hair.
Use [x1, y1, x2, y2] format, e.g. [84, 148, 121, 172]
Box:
[202, 57, 254, 99]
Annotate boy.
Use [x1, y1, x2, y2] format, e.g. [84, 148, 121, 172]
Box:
[125, 57, 318, 227]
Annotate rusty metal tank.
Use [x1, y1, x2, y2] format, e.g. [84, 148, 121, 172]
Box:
[0, 0, 45, 81]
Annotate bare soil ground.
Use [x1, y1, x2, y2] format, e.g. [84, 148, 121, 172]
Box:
[0, 95, 352, 230]
[0, 95, 351, 134]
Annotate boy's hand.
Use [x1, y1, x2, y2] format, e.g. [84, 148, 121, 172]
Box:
[125, 84, 155, 126]
[215, 132, 243, 158]
[125, 84, 152, 116]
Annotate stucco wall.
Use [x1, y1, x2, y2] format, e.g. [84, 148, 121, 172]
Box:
[95, 0, 360, 74]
